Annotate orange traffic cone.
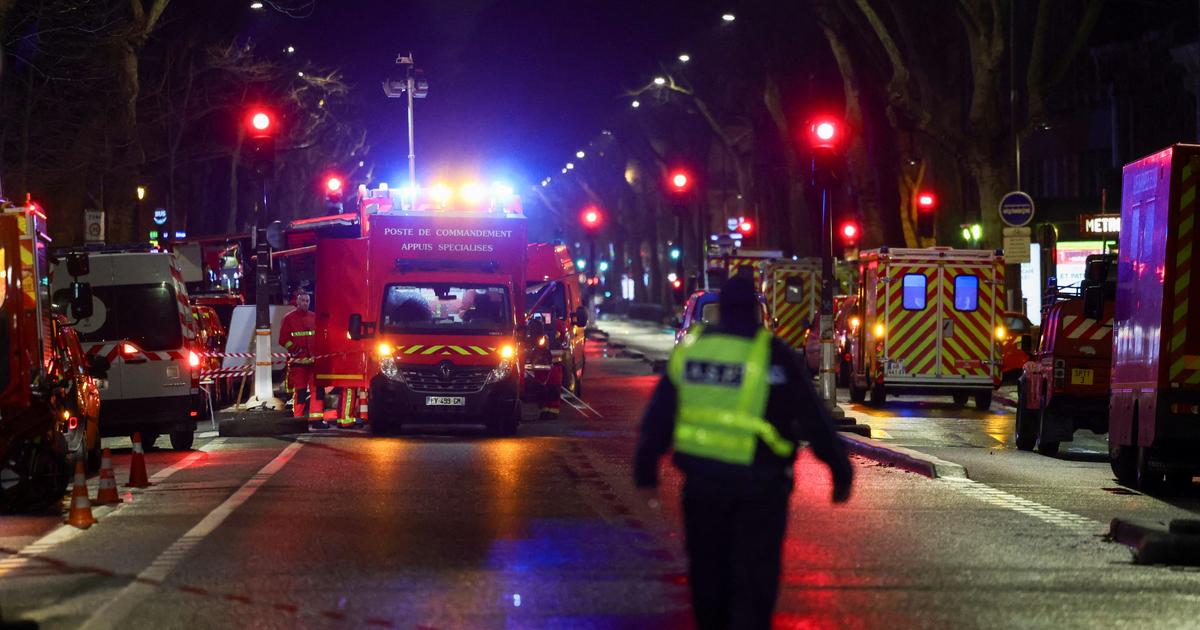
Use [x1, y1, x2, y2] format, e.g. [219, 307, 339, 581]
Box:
[66, 459, 97, 529]
[94, 449, 122, 505]
[126, 432, 151, 488]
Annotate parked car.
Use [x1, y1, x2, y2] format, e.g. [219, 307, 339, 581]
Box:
[675, 289, 770, 343]
[999, 311, 1034, 382]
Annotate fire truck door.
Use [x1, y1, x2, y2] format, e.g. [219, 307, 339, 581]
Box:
[937, 262, 994, 379]
[885, 263, 939, 379]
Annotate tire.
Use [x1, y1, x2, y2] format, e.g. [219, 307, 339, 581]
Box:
[869, 383, 886, 407]
[1136, 446, 1164, 492]
[368, 385, 399, 436]
[974, 390, 993, 411]
[849, 378, 866, 403]
[87, 441, 102, 475]
[1014, 386, 1036, 451]
[952, 392, 970, 407]
[1036, 440, 1060, 456]
[838, 359, 851, 388]
[487, 400, 520, 437]
[169, 430, 194, 451]
[141, 432, 160, 450]
[1111, 442, 1137, 485]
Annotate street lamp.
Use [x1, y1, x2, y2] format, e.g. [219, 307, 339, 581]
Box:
[566, 162, 575, 170]
[250, 1, 263, 8]
[653, 76, 666, 86]
[576, 150, 585, 159]
[721, 13, 735, 22]
[631, 100, 641, 109]
[678, 53, 690, 63]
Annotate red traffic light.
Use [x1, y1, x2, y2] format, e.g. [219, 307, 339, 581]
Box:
[668, 169, 692, 193]
[580, 206, 603, 232]
[246, 109, 275, 136]
[840, 222, 859, 241]
[917, 192, 937, 210]
[672, 279, 683, 289]
[807, 117, 840, 149]
[325, 176, 343, 193]
[738, 219, 754, 234]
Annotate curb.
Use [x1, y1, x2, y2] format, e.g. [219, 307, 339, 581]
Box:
[1108, 517, 1200, 565]
[219, 412, 308, 438]
[838, 432, 968, 479]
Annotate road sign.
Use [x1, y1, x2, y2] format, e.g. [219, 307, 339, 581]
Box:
[1080, 213, 1120, 235]
[84, 210, 105, 244]
[998, 191, 1035, 227]
[1002, 226, 1032, 264]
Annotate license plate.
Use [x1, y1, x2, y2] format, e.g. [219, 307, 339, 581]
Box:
[426, 396, 465, 407]
[885, 361, 906, 376]
[1070, 368, 1094, 385]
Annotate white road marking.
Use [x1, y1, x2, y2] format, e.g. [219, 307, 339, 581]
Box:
[79, 439, 304, 630]
[0, 438, 227, 578]
[561, 388, 602, 419]
[939, 476, 1101, 534]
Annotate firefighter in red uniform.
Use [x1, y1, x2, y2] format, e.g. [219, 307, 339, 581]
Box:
[280, 290, 325, 429]
[527, 317, 563, 419]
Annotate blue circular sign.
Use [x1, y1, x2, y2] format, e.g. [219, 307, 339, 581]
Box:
[998, 191, 1034, 227]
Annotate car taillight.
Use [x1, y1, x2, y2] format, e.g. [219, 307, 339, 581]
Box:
[123, 343, 138, 355]
[188, 350, 200, 367]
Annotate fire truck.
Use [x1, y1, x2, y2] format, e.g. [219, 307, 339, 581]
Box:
[299, 184, 528, 436]
[1110, 144, 1200, 490]
[0, 202, 105, 511]
[525, 243, 587, 396]
[1015, 254, 1114, 456]
[849, 247, 1005, 409]
[762, 258, 821, 350]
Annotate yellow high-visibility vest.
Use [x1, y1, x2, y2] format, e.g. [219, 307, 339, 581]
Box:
[667, 327, 795, 465]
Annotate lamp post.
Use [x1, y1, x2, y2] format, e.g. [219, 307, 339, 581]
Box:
[383, 53, 428, 196]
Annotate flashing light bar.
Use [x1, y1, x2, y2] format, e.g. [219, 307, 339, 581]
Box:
[359, 181, 523, 215]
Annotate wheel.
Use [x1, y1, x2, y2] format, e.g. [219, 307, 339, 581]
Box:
[838, 359, 851, 388]
[169, 430, 195, 451]
[140, 432, 160, 450]
[487, 400, 520, 437]
[974, 390, 992, 411]
[952, 392, 970, 407]
[849, 377, 866, 403]
[87, 441, 102, 475]
[869, 383, 886, 407]
[1036, 440, 1060, 456]
[1014, 386, 1036, 451]
[1110, 442, 1137, 485]
[368, 385, 399, 436]
[1136, 446, 1164, 492]
[0, 434, 70, 513]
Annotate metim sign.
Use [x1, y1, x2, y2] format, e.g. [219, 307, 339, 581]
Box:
[1079, 213, 1120, 236]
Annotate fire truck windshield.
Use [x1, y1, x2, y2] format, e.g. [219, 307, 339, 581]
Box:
[381, 284, 511, 334]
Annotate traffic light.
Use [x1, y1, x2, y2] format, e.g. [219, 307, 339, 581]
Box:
[737, 219, 754, 235]
[916, 191, 937, 238]
[667, 168, 694, 196]
[961, 223, 983, 244]
[670, 276, 685, 303]
[245, 107, 276, 174]
[669, 246, 681, 260]
[840, 221, 860, 246]
[580, 206, 603, 234]
[324, 175, 345, 213]
[806, 117, 841, 150]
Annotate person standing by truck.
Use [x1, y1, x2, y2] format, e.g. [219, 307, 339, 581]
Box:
[280, 289, 324, 429]
[634, 276, 853, 630]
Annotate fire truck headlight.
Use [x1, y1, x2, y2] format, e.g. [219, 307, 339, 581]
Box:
[380, 356, 401, 382]
[995, 325, 1007, 341]
[499, 343, 515, 360]
[487, 343, 517, 384]
[873, 323, 885, 339]
[376, 342, 394, 358]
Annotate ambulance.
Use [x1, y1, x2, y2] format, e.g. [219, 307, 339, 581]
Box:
[51, 249, 201, 450]
[762, 258, 821, 351]
[299, 183, 528, 436]
[1110, 144, 1200, 490]
[849, 247, 1005, 409]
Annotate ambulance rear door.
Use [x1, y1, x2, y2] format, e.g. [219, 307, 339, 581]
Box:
[881, 257, 941, 381]
[936, 255, 999, 384]
[768, 267, 812, 350]
[107, 254, 192, 401]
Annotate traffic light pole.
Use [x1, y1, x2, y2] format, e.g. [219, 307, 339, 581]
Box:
[252, 171, 278, 408]
[813, 154, 845, 422]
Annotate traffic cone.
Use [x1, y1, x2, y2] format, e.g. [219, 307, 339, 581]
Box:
[66, 459, 97, 529]
[94, 449, 122, 505]
[126, 432, 151, 488]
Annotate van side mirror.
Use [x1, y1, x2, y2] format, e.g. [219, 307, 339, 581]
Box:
[348, 313, 363, 340]
[67, 252, 90, 278]
[70, 282, 93, 320]
[572, 305, 589, 328]
[87, 354, 110, 379]
[1083, 285, 1104, 320]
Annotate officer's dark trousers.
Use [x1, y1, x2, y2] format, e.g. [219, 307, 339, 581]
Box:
[682, 474, 792, 630]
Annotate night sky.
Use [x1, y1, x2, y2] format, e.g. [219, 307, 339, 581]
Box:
[247, 0, 725, 190]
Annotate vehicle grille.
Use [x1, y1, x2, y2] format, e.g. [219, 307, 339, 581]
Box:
[401, 365, 491, 394]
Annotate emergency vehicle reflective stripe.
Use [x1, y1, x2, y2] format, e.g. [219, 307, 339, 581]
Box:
[1169, 156, 1200, 383]
[316, 374, 364, 380]
[668, 329, 795, 465]
[1060, 315, 1113, 340]
[939, 264, 993, 378]
[396, 344, 493, 356]
[770, 272, 808, 349]
[885, 264, 939, 376]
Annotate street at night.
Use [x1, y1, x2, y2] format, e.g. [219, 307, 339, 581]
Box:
[4, 334, 1200, 628]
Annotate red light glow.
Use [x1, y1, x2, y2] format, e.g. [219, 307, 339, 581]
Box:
[672, 279, 683, 289]
[326, 177, 343, 193]
[584, 210, 599, 225]
[917, 193, 936, 208]
[739, 220, 754, 233]
[671, 172, 689, 189]
[841, 223, 859, 240]
[123, 343, 137, 355]
[815, 122, 835, 141]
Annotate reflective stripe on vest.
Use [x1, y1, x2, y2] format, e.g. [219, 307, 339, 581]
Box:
[291, 330, 314, 337]
[668, 328, 795, 465]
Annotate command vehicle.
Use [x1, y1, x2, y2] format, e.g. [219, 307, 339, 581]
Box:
[1016, 255, 1114, 455]
[1110, 144, 1200, 490]
[303, 184, 528, 436]
[51, 249, 201, 450]
[763, 258, 821, 351]
[0, 202, 104, 511]
[524, 243, 587, 397]
[849, 247, 1005, 409]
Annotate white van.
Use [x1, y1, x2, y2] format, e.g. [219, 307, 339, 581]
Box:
[51, 250, 201, 450]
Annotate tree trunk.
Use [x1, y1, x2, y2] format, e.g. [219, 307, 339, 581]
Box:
[227, 127, 244, 234]
[968, 147, 1008, 248]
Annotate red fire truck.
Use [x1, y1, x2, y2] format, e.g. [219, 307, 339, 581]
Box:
[1110, 144, 1200, 490]
[849, 247, 1005, 409]
[0, 202, 105, 511]
[303, 184, 528, 436]
[524, 243, 587, 396]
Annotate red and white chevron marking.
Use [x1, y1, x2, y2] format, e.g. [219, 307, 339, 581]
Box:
[1059, 315, 1112, 340]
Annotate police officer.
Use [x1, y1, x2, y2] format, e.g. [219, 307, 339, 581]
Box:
[634, 276, 853, 630]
